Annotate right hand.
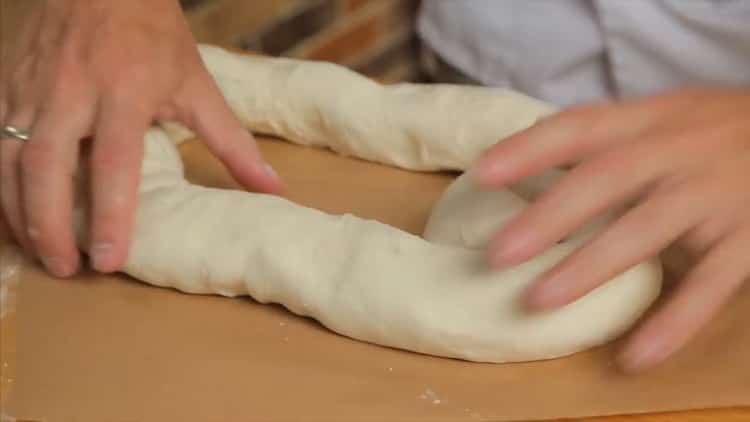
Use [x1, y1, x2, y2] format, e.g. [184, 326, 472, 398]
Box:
[0, 0, 283, 278]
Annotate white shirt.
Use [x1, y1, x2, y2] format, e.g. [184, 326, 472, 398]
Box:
[417, 0, 750, 106]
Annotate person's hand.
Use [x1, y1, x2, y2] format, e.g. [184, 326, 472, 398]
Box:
[0, 0, 282, 277]
[474, 87, 750, 372]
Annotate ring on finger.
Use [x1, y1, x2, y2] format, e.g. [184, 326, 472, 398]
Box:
[1, 125, 31, 142]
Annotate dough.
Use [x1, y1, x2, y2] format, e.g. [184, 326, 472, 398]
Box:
[425, 170, 614, 250]
[162, 46, 558, 171]
[73, 45, 662, 363]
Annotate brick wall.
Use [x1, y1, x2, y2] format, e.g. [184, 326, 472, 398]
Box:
[0, 0, 422, 82]
[182, 0, 422, 82]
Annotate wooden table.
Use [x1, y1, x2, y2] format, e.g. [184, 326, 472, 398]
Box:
[1, 172, 747, 422]
[581, 407, 749, 422]
[1, 281, 746, 422]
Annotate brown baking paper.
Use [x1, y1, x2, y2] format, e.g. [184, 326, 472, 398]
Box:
[2, 138, 749, 422]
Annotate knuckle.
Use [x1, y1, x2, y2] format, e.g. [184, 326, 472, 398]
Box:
[91, 143, 141, 172]
[41, 55, 89, 97]
[52, 59, 81, 85]
[106, 85, 154, 116]
[90, 149, 123, 172]
[10, 61, 32, 86]
[0, 87, 8, 108]
[27, 220, 67, 250]
[49, 73, 85, 101]
[107, 64, 151, 93]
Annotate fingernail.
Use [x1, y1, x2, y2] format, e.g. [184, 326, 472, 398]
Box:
[474, 158, 508, 187]
[41, 256, 75, 278]
[489, 234, 531, 267]
[491, 244, 523, 267]
[90, 242, 115, 272]
[473, 161, 495, 186]
[489, 250, 512, 268]
[526, 279, 568, 310]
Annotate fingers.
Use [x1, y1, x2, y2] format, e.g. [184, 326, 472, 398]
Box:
[488, 139, 671, 266]
[0, 110, 34, 252]
[185, 78, 283, 194]
[474, 101, 670, 189]
[87, 100, 150, 273]
[19, 105, 87, 277]
[525, 180, 707, 310]
[617, 227, 750, 372]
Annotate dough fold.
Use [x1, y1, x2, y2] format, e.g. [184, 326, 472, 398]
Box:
[73, 45, 661, 363]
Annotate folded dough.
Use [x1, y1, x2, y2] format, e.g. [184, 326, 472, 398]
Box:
[74, 45, 661, 363]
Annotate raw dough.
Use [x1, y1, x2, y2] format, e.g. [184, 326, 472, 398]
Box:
[73, 45, 662, 363]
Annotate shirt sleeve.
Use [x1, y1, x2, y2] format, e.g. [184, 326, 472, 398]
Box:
[594, 0, 750, 98]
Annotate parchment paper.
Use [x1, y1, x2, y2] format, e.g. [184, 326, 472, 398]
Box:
[1, 138, 748, 421]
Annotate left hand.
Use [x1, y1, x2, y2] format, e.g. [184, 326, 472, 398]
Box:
[474, 87, 750, 373]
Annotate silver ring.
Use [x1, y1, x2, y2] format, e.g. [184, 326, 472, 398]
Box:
[1, 125, 31, 142]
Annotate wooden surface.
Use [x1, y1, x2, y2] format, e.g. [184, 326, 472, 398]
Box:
[0, 241, 750, 422]
[0, 143, 750, 422]
[580, 407, 748, 422]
